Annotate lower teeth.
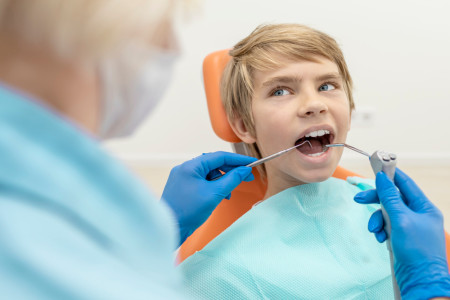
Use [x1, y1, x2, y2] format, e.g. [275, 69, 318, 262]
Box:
[307, 151, 325, 157]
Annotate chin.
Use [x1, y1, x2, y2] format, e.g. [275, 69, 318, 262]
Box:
[299, 167, 335, 183]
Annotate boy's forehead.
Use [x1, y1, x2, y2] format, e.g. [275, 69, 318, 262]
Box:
[253, 55, 341, 87]
[254, 52, 325, 70]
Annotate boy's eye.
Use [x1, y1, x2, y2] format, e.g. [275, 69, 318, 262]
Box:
[272, 88, 291, 96]
[319, 83, 336, 91]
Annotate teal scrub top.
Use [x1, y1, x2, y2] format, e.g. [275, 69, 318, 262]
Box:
[0, 84, 185, 299]
[179, 177, 394, 299]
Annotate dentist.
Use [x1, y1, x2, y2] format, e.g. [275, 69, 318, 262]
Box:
[0, 0, 448, 299]
[0, 1, 253, 299]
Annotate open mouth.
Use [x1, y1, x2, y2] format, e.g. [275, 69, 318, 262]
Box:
[295, 129, 333, 157]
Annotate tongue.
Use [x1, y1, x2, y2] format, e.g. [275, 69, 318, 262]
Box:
[297, 138, 323, 155]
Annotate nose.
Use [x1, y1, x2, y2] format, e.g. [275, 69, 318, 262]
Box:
[297, 94, 328, 118]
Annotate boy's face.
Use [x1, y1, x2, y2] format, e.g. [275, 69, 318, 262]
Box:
[231, 55, 351, 197]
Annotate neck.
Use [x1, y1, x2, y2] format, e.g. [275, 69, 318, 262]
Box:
[263, 169, 306, 199]
[0, 33, 100, 134]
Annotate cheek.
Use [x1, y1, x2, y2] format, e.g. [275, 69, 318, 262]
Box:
[334, 102, 352, 134]
[252, 100, 294, 130]
[252, 107, 292, 153]
[341, 112, 351, 134]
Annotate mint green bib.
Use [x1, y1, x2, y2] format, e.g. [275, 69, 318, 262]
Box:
[180, 177, 393, 299]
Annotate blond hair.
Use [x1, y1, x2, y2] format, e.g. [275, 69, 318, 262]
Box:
[221, 23, 354, 177]
[0, 0, 175, 61]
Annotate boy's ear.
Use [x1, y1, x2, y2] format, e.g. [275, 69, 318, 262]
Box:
[228, 116, 257, 144]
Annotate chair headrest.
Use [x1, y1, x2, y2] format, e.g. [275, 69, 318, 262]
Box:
[203, 49, 242, 143]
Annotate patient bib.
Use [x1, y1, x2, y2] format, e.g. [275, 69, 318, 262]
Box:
[179, 177, 393, 299]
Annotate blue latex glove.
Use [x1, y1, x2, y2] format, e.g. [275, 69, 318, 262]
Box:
[161, 151, 256, 246]
[354, 168, 450, 299]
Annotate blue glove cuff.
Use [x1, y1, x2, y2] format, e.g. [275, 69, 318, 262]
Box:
[403, 280, 450, 300]
[399, 259, 450, 300]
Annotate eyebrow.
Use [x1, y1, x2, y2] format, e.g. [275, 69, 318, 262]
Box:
[261, 72, 343, 88]
[315, 72, 343, 82]
[261, 76, 301, 88]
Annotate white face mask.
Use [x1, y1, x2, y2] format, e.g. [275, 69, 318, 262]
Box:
[98, 47, 178, 139]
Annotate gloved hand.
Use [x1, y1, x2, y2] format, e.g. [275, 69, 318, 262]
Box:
[354, 168, 450, 300]
[161, 151, 256, 246]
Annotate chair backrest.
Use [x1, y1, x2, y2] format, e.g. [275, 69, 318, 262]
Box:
[177, 50, 450, 271]
[203, 49, 241, 143]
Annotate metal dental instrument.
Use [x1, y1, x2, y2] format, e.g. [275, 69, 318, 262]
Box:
[246, 140, 312, 168]
[323, 143, 370, 158]
[325, 143, 400, 300]
[206, 140, 312, 181]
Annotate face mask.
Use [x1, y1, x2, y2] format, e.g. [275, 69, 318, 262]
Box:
[98, 47, 178, 139]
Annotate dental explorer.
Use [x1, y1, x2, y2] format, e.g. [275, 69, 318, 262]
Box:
[324, 143, 400, 300]
[245, 140, 313, 168]
[206, 140, 312, 181]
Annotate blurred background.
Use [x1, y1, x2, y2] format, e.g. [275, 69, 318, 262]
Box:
[104, 0, 450, 229]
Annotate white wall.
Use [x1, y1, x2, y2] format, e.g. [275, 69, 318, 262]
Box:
[105, 0, 450, 168]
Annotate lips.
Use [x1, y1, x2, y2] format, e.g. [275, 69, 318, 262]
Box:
[295, 127, 334, 156]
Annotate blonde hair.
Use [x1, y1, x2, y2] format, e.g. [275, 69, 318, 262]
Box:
[221, 23, 354, 177]
[0, 0, 175, 60]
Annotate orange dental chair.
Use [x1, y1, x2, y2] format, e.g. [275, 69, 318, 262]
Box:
[177, 50, 450, 270]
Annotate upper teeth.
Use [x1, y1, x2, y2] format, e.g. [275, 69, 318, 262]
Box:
[305, 129, 330, 138]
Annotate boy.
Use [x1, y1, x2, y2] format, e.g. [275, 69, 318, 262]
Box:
[179, 24, 393, 299]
